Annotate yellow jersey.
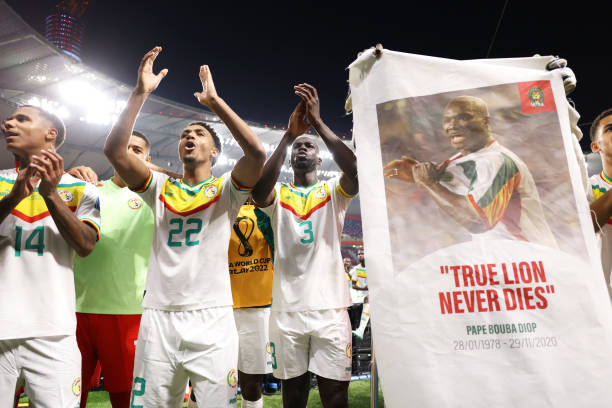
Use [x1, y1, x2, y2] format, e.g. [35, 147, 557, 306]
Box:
[229, 204, 274, 308]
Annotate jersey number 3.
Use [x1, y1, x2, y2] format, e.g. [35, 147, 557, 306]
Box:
[167, 217, 203, 247]
[299, 220, 314, 244]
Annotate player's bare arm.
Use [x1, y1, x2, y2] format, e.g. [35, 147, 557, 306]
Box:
[295, 83, 358, 196]
[69, 163, 182, 184]
[412, 161, 486, 233]
[194, 65, 266, 188]
[30, 150, 97, 256]
[146, 162, 183, 179]
[0, 165, 39, 224]
[252, 101, 309, 207]
[590, 189, 612, 232]
[104, 46, 168, 190]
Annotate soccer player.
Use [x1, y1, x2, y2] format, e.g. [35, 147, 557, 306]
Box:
[69, 131, 166, 408]
[228, 202, 274, 408]
[253, 83, 358, 408]
[349, 247, 368, 304]
[0, 105, 100, 407]
[588, 107, 612, 301]
[104, 46, 265, 407]
[384, 95, 556, 247]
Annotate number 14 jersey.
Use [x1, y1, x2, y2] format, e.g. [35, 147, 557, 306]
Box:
[259, 178, 354, 312]
[135, 170, 251, 311]
[0, 169, 100, 340]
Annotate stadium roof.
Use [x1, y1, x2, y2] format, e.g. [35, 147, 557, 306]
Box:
[0, 0, 344, 182]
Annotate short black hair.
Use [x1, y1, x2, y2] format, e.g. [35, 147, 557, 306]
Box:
[591, 108, 612, 142]
[131, 130, 151, 153]
[21, 105, 66, 149]
[187, 121, 222, 165]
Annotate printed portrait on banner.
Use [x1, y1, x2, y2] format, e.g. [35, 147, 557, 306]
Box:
[378, 81, 587, 273]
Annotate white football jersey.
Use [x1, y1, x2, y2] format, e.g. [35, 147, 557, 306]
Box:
[135, 170, 250, 311]
[589, 171, 612, 301]
[260, 177, 354, 312]
[0, 170, 100, 340]
[349, 265, 368, 304]
[440, 140, 556, 247]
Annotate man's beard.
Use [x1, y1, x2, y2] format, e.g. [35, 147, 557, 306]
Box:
[292, 158, 316, 171]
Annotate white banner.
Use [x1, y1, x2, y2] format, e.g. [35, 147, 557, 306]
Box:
[349, 50, 612, 407]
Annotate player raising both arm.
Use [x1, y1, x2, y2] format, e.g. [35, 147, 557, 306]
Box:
[104, 46, 266, 407]
[0, 106, 100, 407]
[253, 83, 357, 408]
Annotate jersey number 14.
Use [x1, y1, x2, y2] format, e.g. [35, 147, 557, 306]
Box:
[14, 226, 45, 257]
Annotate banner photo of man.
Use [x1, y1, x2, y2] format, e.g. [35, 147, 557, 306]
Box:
[349, 50, 612, 407]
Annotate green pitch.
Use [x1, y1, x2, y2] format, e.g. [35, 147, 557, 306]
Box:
[20, 380, 384, 407]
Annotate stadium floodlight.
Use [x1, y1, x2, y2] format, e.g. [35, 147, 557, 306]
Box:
[27, 96, 70, 120]
[57, 80, 126, 126]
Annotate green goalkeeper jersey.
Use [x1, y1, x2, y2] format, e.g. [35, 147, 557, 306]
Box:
[74, 178, 154, 314]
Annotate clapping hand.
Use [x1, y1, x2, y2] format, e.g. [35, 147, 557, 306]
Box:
[286, 100, 309, 138]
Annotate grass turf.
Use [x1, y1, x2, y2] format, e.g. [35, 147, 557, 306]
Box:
[19, 379, 384, 407]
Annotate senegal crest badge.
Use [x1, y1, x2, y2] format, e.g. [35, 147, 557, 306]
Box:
[528, 86, 544, 107]
[58, 190, 73, 203]
[517, 80, 556, 114]
[314, 188, 327, 200]
[204, 185, 218, 199]
[227, 369, 238, 388]
[128, 198, 142, 209]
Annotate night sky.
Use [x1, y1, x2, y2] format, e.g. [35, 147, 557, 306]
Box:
[9, 1, 611, 149]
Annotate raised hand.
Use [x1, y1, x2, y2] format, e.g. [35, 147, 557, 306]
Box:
[546, 56, 576, 96]
[135, 46, 168, 95]
[68, 166, 102, 186]
[383, 156, 419, 183]
[194, 65, 219, 107]
[29, 150, 65, 198]
[286, 100, 309, 138]
[294, 83, 321, 125]
[357, 43, 383, 59]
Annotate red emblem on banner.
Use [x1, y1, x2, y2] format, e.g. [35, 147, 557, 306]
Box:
[517, 80, 556, 114]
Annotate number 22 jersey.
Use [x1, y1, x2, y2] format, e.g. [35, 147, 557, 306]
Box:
[259, 178, 354, 312]
[135, 170, 251, 311]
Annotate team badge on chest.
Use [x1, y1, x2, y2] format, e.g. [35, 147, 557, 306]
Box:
[204, 185, 218, 198]
[313, 188, 327, 200]
[58, 190, 73, 203]
[128, 198, 142, 209]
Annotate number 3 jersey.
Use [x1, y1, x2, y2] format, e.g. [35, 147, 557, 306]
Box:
[259, 178, 354, 312]
[135, 170, 251, 311]
[0, 169, 101, 340]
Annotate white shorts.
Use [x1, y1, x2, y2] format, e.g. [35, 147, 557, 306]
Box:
[234, 307, 273, 375]
[0, 335, 81, 408]
[131, 307, 239, 407]
[269, 308, 352, 381]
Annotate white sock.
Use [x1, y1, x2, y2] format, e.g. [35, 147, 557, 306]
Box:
[242, 397, 263, 408]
